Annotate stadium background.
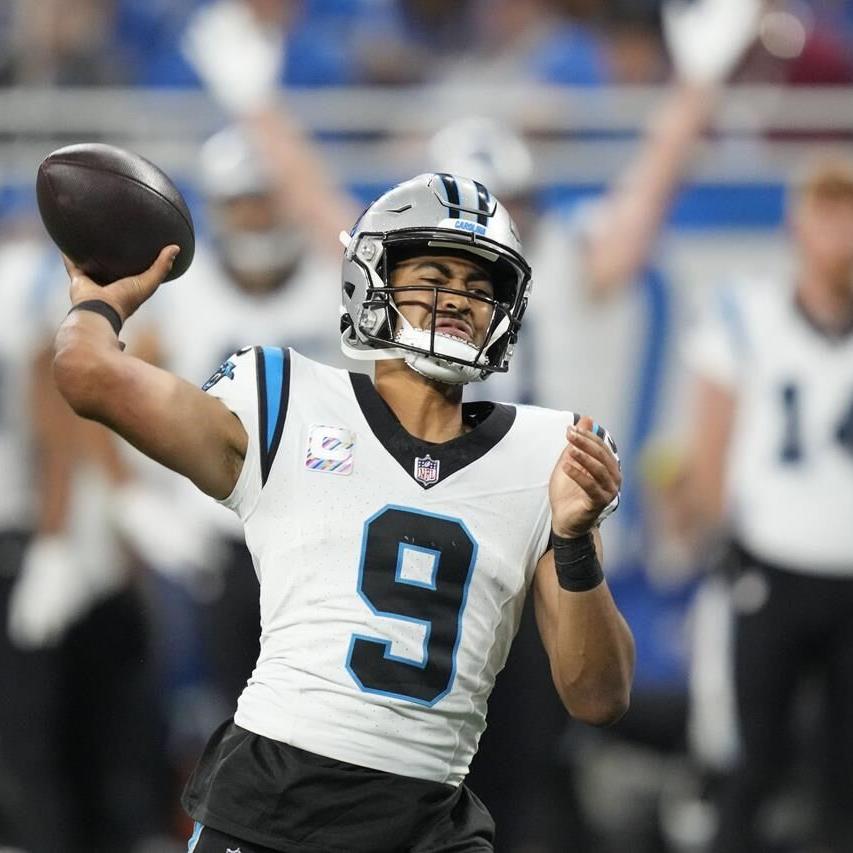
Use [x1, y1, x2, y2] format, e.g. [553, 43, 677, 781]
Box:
[0, 1, 852, 851]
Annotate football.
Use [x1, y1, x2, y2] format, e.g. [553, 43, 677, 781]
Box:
[36, 142, 195, 284]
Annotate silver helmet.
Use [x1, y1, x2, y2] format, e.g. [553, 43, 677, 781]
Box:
[339, 173, 532, 384]
[199, 125, 306, 278]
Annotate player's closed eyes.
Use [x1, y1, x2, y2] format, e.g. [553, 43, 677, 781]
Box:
[469, 286, 493, 298]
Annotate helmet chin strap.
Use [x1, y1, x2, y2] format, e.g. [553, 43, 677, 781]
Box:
[396, 324, 484, 384]
[393, 309, 512, 385]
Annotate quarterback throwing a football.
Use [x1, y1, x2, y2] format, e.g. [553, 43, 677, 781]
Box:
[53, 173, 634, 852]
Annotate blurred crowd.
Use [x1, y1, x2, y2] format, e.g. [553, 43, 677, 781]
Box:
[0, 0, 852, 88]
[0, 1, 853, 852]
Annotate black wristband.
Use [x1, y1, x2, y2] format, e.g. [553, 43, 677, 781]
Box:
[551, 531, 604, 592]
[68, 300, 123, 336]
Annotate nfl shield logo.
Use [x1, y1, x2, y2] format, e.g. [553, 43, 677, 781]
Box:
[414, 454, 440, 486]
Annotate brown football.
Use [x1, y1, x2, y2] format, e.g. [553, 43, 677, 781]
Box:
[36, 142, 194, 284]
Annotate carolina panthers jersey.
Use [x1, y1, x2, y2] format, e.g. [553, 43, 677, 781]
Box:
[149, 244, 350, 535]
[686, 277, 853, 574]
[204, 348, 580, 785]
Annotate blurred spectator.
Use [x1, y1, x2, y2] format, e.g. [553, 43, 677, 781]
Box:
[683, 155, 853, 852]
[346, 0, 479, 86]
[738, 0, 853, 85]
[433, 0, 610, 87]
[63, 118, 359, 837]
[598, 0, 668, 84]
[140, 121, 349, 718]
[1, 0, 132, 85]
[137, 0, 356, 88]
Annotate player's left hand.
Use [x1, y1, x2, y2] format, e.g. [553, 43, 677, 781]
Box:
[549, 416, 621, 539]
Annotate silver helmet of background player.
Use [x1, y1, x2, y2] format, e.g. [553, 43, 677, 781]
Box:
[199, 125, 305, 278]
[339, 172, 532, 385]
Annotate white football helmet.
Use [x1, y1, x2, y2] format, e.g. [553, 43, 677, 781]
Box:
[340, 173, 532, 385]
[199, 125, 305, 278]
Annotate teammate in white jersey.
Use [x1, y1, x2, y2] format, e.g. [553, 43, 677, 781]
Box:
[0, 236, 172, 851]
[684, 158, 853, 853]
[52, 172, 634, 852]
[131, 124, 349, 715]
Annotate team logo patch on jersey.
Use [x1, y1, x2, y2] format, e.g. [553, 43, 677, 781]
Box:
[414, 454, 440, 485]
[305, 425, 355, 475]
[201, 358, 236, 391]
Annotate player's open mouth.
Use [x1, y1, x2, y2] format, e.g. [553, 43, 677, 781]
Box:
[433, 320, 474, 342]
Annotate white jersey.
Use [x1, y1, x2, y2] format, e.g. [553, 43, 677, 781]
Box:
[150, 245, 349, 535]
[0, 240, 60, 530]
[155, 244, 347, 386]
[685, 277, 853, 574]
[0, 237, 125, 594]
[479, 211, 643, 436]
[205, 348, 581, 785]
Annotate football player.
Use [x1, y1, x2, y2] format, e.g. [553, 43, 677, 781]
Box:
[53, 173, 634, 852]
[0, 233, 173, 851]
[121, 123, 350, 717]
[684, 157, 853, 852]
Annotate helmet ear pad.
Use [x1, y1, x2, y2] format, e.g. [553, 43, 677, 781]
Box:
[342, 249, 395, 343]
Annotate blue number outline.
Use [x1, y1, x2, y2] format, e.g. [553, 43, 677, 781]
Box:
[345, 503, 478, 707]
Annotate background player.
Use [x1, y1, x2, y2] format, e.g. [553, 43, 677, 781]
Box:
[121, 122, 348, 721]
[683, 156, 853, 852]
[0, 225, 175, 852]
[51, 173, 634, 852]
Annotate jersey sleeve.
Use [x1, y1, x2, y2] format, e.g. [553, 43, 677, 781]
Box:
[682, 284, 747, 389]
[202, 346, 292, 521]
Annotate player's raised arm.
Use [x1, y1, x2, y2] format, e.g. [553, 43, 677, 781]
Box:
[533, 416, 635, 726]
[53, 247, 248, 500]
[583, 0, 762, 297]
[181, 0, 360, 257]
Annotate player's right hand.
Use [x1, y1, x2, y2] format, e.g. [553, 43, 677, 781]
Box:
[64, 244, 179, 323]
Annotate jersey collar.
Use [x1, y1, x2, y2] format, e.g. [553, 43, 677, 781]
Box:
[349, 373, 516, 489]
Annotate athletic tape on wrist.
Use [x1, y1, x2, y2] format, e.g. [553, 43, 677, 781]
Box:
[551, 531, 604, 592]
[68, 300, 123, 337]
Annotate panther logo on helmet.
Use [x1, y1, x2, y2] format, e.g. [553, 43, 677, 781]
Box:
[339, 173, 532, 385]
